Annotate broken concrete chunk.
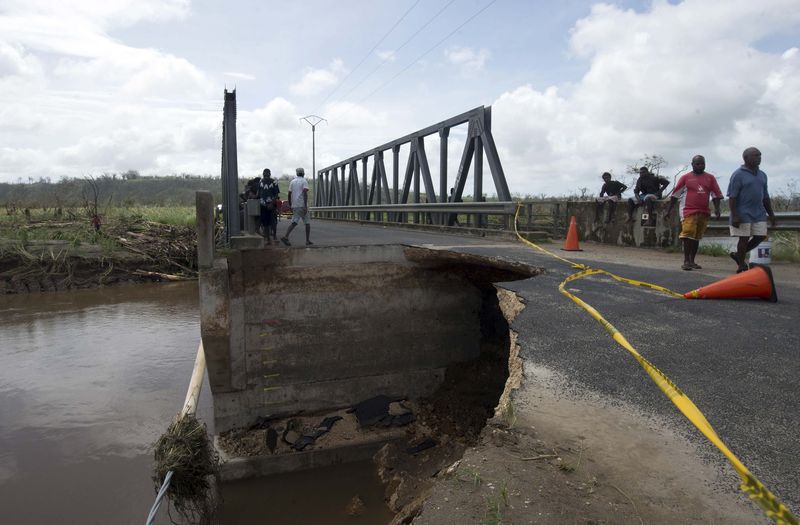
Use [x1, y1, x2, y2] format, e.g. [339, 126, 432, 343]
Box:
[266, 427, 278, 454]
[406, 437, 437, 455]
[351, 396, 415, 428]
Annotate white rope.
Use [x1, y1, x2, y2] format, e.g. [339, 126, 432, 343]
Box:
[145, 470, 173, 525]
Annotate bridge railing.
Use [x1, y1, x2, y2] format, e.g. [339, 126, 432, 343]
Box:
[311, 200, 571, 235]
[312, 201, 800, 238]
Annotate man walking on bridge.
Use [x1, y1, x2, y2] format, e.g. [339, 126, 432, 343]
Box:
[664, 155, 722, 270]
[727, 146, 777, 273]
[281, 167, 312, 246]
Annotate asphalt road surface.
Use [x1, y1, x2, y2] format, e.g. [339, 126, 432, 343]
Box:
[287, 218, 800, 515]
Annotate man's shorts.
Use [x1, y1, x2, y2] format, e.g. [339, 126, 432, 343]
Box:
[629, 193, 658, 205]
[679, 213, 709, 240]
[729, 221, 767, 237]
[291, 207, 311, 224]
[596, 195, 621, 203]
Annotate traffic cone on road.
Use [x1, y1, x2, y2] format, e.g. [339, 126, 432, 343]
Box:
[562, 215, 582, 251]
[684, 264, 777, 302]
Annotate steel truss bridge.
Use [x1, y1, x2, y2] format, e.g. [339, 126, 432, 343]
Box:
[312, 106, 513, 226]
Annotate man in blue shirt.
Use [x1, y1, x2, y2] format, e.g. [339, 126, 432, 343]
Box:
[727, 147, 777, 273]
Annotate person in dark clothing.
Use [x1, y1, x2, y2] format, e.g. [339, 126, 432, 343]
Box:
[258, 168, 280, 244]
[448, 187, 461, 226]
[626, 167, 670, 222]
[595, 172, 627, 223]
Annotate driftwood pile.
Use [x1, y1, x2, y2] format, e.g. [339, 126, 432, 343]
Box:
[113, 221, 197, 280]
[0, 218, 198, 293]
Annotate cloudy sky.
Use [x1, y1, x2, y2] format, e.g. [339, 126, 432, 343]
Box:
[1, 0, 799, 197]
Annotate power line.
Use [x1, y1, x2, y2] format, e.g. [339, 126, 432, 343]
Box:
[357, 0, 498, 108]
[326, 0, 458, 114]
[315, 0, 422, 112]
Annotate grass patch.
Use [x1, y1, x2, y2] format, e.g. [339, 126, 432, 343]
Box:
[773, 232, 800, 263]
[698, 243, 731, 257]
[109, 206, 196, 227]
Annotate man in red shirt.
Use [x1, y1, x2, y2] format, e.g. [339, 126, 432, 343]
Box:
[664, 155, 722, 270]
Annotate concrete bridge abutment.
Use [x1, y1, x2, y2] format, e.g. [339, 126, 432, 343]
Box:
[200, 244, 540, 434]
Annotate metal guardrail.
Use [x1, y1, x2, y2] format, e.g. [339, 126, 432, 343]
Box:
[706, 212, 800, 231]
[311, 201, 515, 214]
[311, 201, 518, 230]
[311, 202, 800, 236]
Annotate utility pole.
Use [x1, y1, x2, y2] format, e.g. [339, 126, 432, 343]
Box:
[300, 115, 327, 206]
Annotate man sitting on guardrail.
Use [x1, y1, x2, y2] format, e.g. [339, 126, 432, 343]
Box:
[664, 155, 722, 271]
[627, 167, 670, 224]
[727, 147, 777, 273]
[595, 172, 627, 224]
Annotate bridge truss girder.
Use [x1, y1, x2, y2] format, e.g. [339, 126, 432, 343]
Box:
[315, 106, 511, 219]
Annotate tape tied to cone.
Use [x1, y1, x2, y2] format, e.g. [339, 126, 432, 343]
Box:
[684, 264, 777, 302]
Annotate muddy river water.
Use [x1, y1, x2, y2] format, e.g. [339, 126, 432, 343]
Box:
[0, 283, 391, 524]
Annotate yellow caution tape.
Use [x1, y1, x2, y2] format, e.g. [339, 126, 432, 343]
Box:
[514, 204, 797, 524]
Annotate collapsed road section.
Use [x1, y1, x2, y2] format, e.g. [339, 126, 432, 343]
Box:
[199, 243, 540, 514]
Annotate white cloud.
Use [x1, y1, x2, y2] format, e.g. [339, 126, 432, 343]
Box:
[0, 0, 219, 180]
[223, 71, 256, 81]
[1, 0, 190, 28]
[0, 41, 41, 78]
[491, 0, 800, 196]
[0, 0, 798, 198]
[376, 50, 396, 62]
[290, 58, 346, 97]
[444, 46, 490, 75]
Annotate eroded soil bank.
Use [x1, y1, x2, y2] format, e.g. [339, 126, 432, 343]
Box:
[0, 219, 197, 293]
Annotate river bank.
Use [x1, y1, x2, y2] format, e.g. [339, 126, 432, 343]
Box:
[0, 215, 198, 294]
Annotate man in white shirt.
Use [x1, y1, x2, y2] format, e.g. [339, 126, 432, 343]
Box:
[280, 167, 312, 246]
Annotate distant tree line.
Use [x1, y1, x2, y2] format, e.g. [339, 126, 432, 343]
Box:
[1, 173, 224, 210]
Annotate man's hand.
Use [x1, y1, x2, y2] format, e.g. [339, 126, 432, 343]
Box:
[769, 215, 777, 227]
[731, 215, 740, 228]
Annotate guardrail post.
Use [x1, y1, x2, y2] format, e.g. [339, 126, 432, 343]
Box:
[553, 203, 561, 237]
[474, 135, 484, 229]
[196, 191, 214, 269]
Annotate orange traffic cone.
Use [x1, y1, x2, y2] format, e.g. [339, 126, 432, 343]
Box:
[684, 264, 777, 302]
[562, 215, 582, 251]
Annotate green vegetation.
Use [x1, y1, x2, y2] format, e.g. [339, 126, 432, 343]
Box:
[107, 206, 197, 227]
[697, 233, 799, 263]
[773, 232, 800, 263]
[698, 243, 731, 257]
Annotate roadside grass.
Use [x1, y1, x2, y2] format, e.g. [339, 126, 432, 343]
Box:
[773, 232, 800, 263]
[698, 243, 730, 257]
[696, 233, 800, 263]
